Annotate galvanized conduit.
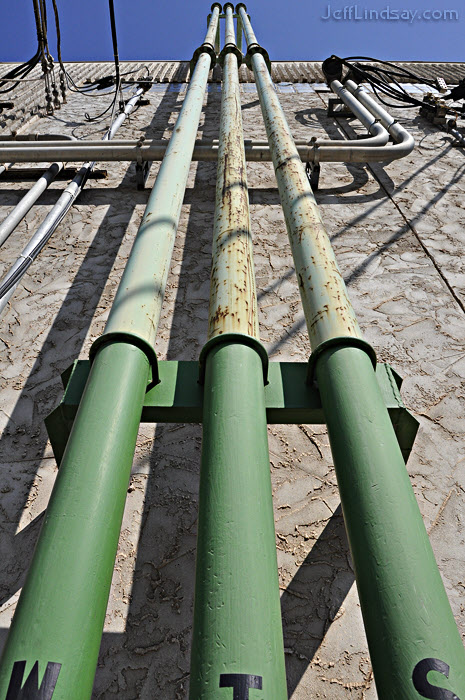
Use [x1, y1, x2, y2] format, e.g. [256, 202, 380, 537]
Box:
[317, 79, 389, 148]
[0, 134, 77, 248]
[189, 4, 287, 696]
[0, 162, 64, 248]
[237, 3, 465, 698]
[0, 7, 222, 699]
[0, 88, 145, 316]
[0, 132, 412, 163]
[344, 78, 415, 150]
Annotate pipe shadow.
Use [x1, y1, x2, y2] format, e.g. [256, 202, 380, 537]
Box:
[97, 86, 220, 698]
[0, 86, 183, 615]
[281, 504, 355, 696]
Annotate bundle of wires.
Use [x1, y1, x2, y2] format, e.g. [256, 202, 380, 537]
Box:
[0, 52, 41, 95]
[0, 0, 47, 94]
[335, 55, 465, 115]
[52, 0, 143, 122]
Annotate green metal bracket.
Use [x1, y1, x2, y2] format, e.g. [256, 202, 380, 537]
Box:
[46, 360, 419, 467]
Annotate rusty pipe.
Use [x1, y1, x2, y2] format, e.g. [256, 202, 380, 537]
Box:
[190, 6, 287, 696]
[237, 6, 465, 700]
[237, 7, 362, 348]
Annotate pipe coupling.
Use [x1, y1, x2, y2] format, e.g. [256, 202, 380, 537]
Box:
[190, 42, 217, 75]
[218, 43, 243, 67]
[307, 336, 377, 384]
[199, 333, 269, 385]
[244, 43, 271, 74]
[90, 332, 159, 385]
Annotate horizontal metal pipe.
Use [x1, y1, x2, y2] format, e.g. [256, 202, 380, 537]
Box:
[0, 138, 413, 163]
[0, 134, 75, 141]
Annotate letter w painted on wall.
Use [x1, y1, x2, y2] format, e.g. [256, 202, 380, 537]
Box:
[6, 661, 61, 700]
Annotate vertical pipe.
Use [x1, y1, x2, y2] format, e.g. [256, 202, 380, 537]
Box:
[237, 5, 465, 699]
[0, 8, 221, 700]
[189, 6, 287, 698]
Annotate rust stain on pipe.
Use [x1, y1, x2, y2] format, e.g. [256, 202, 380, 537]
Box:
[208, 43, 259, 341]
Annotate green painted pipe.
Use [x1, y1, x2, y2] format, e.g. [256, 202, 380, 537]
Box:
[0, 8, 221, 699]
[190, 7, 287, 697]
[190, 344, 287, 699]
[0, 344, 149, 699]
[237, 4, 465, 698]
[316, 347, 465, 698]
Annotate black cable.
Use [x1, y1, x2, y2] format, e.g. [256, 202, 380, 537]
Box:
[0, 0, 43, 94]
[339, 55, 464, 115]
[84, 0, 126, 122]
[108, 0, 121, 104]
[342, 56, 437, 87]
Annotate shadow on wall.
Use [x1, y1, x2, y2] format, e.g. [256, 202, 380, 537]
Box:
[0, 86, 183, 613]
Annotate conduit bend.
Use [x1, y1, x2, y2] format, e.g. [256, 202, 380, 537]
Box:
[317, 79, 389, 148]
[344, 78, 415, 157]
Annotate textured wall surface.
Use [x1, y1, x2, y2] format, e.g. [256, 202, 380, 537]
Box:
[0, 69, 464, 698]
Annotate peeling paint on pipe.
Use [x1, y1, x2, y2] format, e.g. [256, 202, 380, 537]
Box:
[190, 7, 287, 696]
[0, 9, 221, 699]
[207, 57, 259, 339]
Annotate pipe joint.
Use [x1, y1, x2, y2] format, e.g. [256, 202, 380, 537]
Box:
[235, 2, 247, 12]
[190, 43, 217, 74]
[218, 43, 243, 67]
[90, 332, 159, 385]
[222, 2, 235, 11]
[199, 333, 269, 385]
[244, 43, 271, 74]
[307, 336, 377, 384]
[211, 1, 222, 10]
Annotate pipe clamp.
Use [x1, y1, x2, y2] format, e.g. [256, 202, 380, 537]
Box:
[190, 43, 217, 75]
[244, 43, 271, 74]
[90, 332, 159, 386]
[307, 336, 377, 384]
[218, 43, 243, 67]
[199, 333, 269, 385]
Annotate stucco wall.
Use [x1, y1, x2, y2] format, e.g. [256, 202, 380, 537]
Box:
[0, 77, 464, 698]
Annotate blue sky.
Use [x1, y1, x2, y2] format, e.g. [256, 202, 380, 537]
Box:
[1, 0, 463, 64]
